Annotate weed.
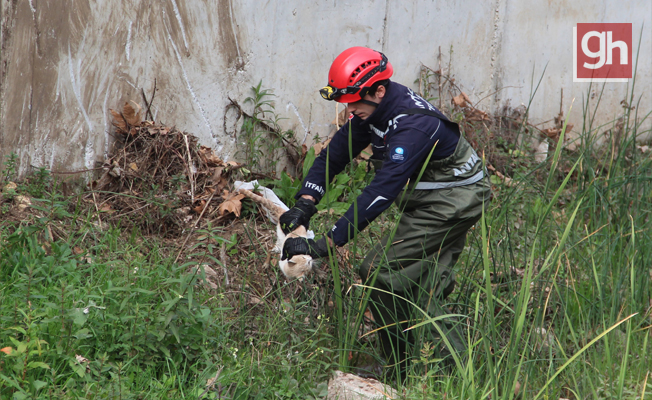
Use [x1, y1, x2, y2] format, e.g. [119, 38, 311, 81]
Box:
[2, 152, 18, 184]
[265, 170, 302, 207]
[237, 81, 299, 177]
[24, 167, 52, 199]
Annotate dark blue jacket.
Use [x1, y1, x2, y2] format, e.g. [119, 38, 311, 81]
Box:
[296, 81, 461, 246]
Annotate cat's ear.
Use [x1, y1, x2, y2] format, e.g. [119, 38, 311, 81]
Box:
[288, 259, 297, 264]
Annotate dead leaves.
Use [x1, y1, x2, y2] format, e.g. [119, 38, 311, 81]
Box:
[95, 101, 252, 236]
[2, 181, 17, 196]
[109, 110, 125, 131]
[199, 146, 224, 167]
[543, 108, 575, 141]
[541, 124, 574, 141]
[75, 354, 91, 373]
[3, 182, 32, 211]
[310, 139, 331, 157]
[15, 196, 31, 211]
[452, 92, 489, 121]
[487, 164, 514, 187]
[218, 190, 245, 217]
[193, 199, 207, 214]
[212, 167, 228, 194]
[192, 264, 220, 290]
[452, 92, 472, 108]
[466, 108, 490, 121]
[110, 100, 142, 134]
[541, 127, 560, 140]
[122, 101, 142, 126]
[142, 122, 171, 136]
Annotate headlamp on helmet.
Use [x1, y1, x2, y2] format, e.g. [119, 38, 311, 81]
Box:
[319, 85, 361, 101]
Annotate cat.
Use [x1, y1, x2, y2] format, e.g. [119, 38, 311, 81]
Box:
[238, 188, 315, 280]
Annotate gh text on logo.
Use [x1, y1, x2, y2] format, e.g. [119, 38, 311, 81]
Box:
[573, 23, 632, 82]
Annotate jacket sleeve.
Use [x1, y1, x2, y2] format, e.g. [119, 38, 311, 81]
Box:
[296, 118, 371, 203]
[327, 116, 455, 246]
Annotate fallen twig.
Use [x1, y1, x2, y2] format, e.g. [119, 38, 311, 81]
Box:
[141, 78, 157, 121]
[91, 191, 103, 229]
[220, 241, 229, 286]
[199, 365, 224, 399]
[183, 134, 196, 204]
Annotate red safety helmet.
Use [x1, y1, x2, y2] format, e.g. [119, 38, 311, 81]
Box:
[320, 47, 393, 103]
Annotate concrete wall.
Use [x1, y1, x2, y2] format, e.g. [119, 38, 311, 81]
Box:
[1, 0, 650, 176]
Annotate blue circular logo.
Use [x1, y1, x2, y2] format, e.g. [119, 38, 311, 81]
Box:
[390, 146, 408, 163]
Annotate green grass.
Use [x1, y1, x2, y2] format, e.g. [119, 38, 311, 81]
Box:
[1, 85, 651, 399]
[0, 209, 338, 399]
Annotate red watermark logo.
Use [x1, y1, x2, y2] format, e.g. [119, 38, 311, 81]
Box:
[573, 23, 632, 82]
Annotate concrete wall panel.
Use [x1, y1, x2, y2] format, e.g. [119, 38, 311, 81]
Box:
[0, 0, 649, 176]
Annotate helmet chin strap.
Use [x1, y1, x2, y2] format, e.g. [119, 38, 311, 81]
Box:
[357, 99, 379, 107]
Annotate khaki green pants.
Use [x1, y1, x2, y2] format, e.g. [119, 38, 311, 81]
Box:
[359, 137, 491, 377]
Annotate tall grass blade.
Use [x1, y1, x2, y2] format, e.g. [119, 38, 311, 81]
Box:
[533, 313, 637, 400]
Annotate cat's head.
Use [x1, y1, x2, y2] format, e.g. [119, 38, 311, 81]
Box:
[278, 255, 314, 281]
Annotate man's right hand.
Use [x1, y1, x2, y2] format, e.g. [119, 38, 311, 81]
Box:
[279, 197, 317, 234]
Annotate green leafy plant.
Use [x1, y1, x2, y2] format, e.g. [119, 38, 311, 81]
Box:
[267, 171, 302, 208]
[0, 311, 51, 399]
[24, 167, 52, 198]
[2, 152, 18, 184]
[237, 81, 299, 177]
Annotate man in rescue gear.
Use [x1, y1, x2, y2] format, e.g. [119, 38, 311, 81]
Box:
[280, 46, 491, 379]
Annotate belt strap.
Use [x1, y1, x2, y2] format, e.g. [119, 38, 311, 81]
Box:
[413, 170, 485, 190]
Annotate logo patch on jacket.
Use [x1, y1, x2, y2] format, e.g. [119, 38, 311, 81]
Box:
[390, 146, 408, 163]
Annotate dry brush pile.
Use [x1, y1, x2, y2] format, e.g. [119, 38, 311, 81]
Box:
[89, 101, 350, 318]
[92, 101, 250, 237]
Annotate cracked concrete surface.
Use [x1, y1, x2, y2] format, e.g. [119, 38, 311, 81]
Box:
[0, 0, 649, 176]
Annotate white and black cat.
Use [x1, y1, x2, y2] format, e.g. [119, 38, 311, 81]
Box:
[238, 188, 315, 280]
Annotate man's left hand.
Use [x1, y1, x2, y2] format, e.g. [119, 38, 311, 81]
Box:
[282, 237, 330, 260]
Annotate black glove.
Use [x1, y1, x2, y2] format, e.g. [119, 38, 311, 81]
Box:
[282, 237, 330, 260]
[279, 198, 317, 234]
